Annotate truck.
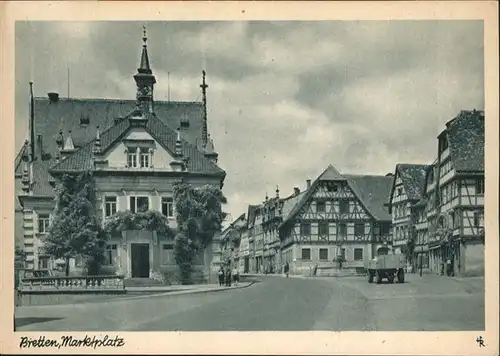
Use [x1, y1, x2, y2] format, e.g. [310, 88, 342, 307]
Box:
[366, 246, 405, 284]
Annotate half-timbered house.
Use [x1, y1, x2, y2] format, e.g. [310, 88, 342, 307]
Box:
[278, 165, 393, 276]
[424, 110, 485, 276]
[387, 164, 429, 267]
[16, 30, 226, 281]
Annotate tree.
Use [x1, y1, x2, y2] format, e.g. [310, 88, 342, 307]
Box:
[173, 180, 227, 284]
[44, 171, 106, 276]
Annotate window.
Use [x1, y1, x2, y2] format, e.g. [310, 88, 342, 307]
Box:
[105, 244, 117, 265]
[162, 197, 174, 218]
[39, 256, 49, 269]
[319, 248, 328, 260]
[316, 201, 326, 213]
[80, 116, 90, 126]
[339, 200, 349, 214]
[127, 151, 137, 168]
[354, 248, 363, 261]
[38, 215, 50, 234]
[130, 196, 149, 213]
[397, 187, 403, 196]
[300, 223, 311, 236]
[474, 211, 484, 227]
[301, 248, 311, 260]
[318, 222, 329, 235]
[476, 178, 485, 194]
[338, 223, 347, 236]
[354, 223, 364, 236]
[326, 183, 338, 192]
[140, 151, 150, 168]
[161, 244, 175, 265]
[104, 196, 117, 217]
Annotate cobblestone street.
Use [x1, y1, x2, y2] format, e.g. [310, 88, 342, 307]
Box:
[15, 274, 484, 331]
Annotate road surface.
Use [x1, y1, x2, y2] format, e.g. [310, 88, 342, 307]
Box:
[15, 273, 484, 331]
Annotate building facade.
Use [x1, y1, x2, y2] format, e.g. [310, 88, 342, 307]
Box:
[387, 164, 429, 268]
[388, 110, 485, 276]
[279, 165, 393, 276]
[16, 30, 226, 280]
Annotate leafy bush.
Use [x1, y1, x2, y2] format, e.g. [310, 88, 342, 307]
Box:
[44, 171, 106, 276]
[172, 180, 227, 283]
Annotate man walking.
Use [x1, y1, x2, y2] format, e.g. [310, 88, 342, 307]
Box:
[232, 266, 239, 286]
[217, 266, 225, 286]
[225, 266, 232, 287]
[284, 262, 290, 278]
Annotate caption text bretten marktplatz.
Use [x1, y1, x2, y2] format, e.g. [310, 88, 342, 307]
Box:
[19, 335, 125, 349]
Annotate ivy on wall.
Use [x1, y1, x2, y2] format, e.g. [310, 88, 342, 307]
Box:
[102, 210, 174, 237]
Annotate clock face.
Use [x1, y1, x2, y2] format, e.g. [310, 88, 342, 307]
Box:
[139, 86, 152, 96]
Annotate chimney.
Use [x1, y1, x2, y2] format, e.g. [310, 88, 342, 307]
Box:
[306, 179, 311, 190]
[294, 187, 300, 196]
[48, 92, 59, 102]
[36, 134, 43, 160]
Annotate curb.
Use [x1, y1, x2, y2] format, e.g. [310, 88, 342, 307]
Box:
[107, 281, 255, 303]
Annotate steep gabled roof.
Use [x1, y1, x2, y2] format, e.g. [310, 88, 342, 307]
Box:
[279, 165, 392, 228]
[388, 163, 430, 203]
[49, 113, 225, 176]
[344, 175, 392, 221]
[422, 159, 438, 196]
[19, 97, 205, 161]
[445, 110, 484, 173]
[318, 164, 345, 181]
[246, 204, 260, 229]
[281, 190, 307, 222]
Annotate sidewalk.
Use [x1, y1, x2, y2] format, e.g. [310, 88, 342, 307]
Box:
[124, 282, 253, 298]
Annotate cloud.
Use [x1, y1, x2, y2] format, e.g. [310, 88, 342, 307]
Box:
[15, 21, 484, 221]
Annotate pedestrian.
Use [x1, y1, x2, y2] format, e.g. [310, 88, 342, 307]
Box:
[217, 266, 224, 286]
[225, 267, 232, 287]
[284, 262, 289, 278]
[232, 266, 239, 286]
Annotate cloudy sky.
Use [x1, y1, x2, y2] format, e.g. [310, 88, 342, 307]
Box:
[15, 21, 484, 222]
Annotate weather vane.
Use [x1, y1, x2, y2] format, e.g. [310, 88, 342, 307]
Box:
[142, 24, 147, 43]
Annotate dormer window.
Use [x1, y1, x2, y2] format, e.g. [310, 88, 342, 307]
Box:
[125, 145, 153, 168]
[80, 115, 90, 126]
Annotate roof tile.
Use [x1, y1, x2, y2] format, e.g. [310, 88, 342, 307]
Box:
[396, 164, 430, 201]
[446, 110, 484, 172]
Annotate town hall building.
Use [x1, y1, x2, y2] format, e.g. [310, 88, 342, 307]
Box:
[15, 28, 226, 281]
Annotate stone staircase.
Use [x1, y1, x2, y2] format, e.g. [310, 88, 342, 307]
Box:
[124, 278, 165, 288]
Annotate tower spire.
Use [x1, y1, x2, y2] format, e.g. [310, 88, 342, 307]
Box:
[200, 70, 208, 148]
[134, 24, 156, 114]
[139, 25, 152, 74]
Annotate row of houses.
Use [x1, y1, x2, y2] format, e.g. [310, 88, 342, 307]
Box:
[221, 109, 485, 277]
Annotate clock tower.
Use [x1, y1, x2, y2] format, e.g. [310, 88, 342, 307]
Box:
[134, 25, 156, 114]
